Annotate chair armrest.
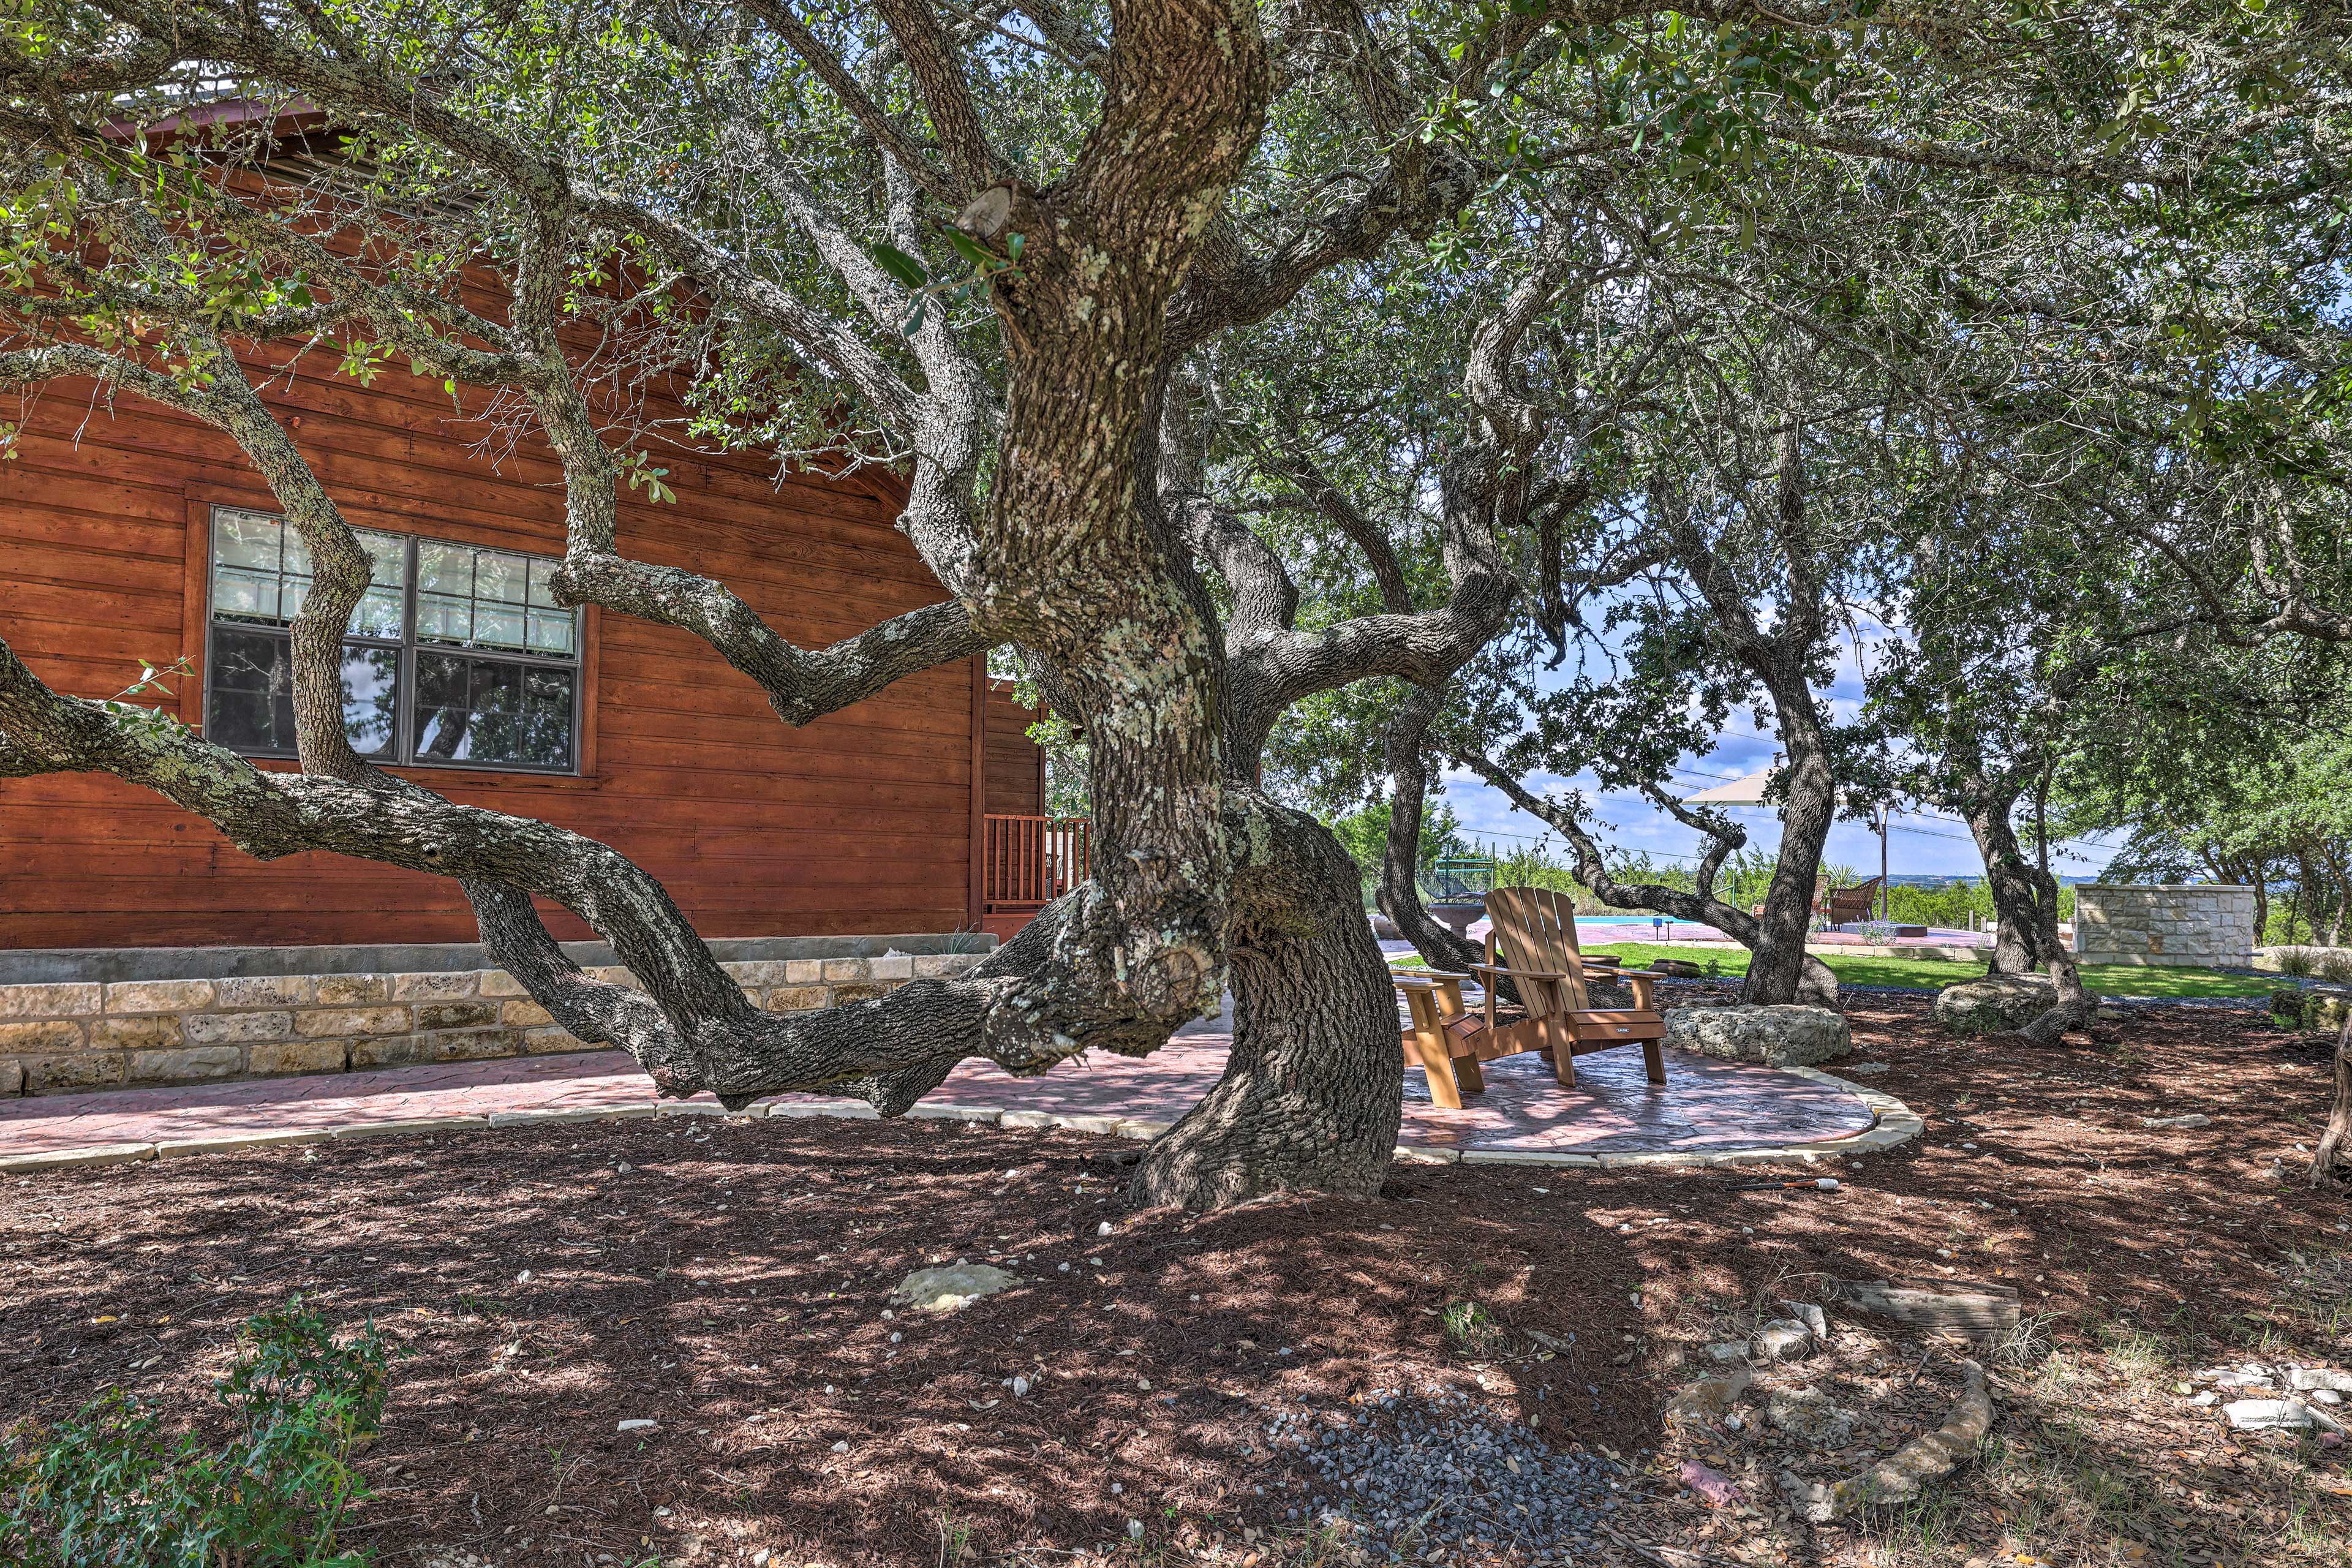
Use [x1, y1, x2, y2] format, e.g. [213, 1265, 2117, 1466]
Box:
[1393, 970, 1468, 1022]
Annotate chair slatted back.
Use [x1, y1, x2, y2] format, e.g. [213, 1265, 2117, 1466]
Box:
[1825, 876, 1885, 923]
[1484, 886, 1589, 1015]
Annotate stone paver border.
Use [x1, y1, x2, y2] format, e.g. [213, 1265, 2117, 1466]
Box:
[0, 1066, 1920, 1176]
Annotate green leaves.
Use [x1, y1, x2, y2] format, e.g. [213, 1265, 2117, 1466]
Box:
[0, 1297, 392, 1568]
[867, 242, 929, 290]
[866, 235, 1025, 337]
[619, 449, 676, 505]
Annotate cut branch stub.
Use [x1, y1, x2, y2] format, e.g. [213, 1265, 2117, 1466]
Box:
[956, 184, 1018, 240]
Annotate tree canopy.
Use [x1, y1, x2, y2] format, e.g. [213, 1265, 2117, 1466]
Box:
[2, 0, 2350, 1201]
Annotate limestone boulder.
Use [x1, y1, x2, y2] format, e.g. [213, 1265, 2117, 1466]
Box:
[1765, 1386, 1858, 1447]
[2272, 986, 2352, 1034]
[1932, 973, 2089, 1036]
[890, 1262, 1018, 1311]
[1663, 1003, 1850, 1068]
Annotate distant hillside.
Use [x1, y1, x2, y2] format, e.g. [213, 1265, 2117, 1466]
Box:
[1885, 872, 2103, 889]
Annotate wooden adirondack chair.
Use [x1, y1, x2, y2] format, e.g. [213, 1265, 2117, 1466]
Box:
[1821, 875, 1886, 924]
[1391, 886, 1668, 1109]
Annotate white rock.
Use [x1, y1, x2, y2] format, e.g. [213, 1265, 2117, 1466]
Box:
[2141, 1114, 2211, 1129]
[1011, 1375, 1031, 1397]
[2289, 1368, 2352, 1393]
[1843, 1062, 1890, 1076]
[1753, 1321, 1814, 1362]
[891, 1262, 1019, 1312]
[2190, 1393, 2217, 1407]
[2224, 1398, 2345, 1432]
[830, 1439, 850, 1452]
[515, 1270, 532, 1284]
[616, 1419, 657, 1432]
[1707, 1343, 1747, 1362]
[1098, 1221, 1115, 1237]
[1778, 1300, 1829, 1340]
[1665, 1003, 1850, 1066]
[1128, 1521, 1145, 1540]
[2313, 1390, 2346, 1406]
[752, 1551, 772, 1567]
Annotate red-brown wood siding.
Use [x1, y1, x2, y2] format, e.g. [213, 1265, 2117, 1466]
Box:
[0, 352, 998, 949]
[981, 681, 1046, 818]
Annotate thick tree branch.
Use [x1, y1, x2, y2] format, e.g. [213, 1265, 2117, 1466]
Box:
[1457, 747, 1841, 1005]
[1256, 435, 1415, 614]
[873, 0, 1000, 193]
[739, 0, 965, 205]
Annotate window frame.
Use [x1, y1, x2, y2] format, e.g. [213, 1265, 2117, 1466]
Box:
[198, 503, 587, 777]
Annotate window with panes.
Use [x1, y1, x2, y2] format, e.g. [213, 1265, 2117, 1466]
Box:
[204, 507, 581, 772]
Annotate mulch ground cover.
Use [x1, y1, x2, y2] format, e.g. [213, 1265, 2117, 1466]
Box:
[3, 986, 2349, 1568]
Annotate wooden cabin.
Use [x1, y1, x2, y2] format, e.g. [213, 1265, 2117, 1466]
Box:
[0, 351, 1061, 953]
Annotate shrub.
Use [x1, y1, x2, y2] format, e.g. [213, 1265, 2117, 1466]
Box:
[1, 1299, 390, 1568]
[2320, 951, 2352, 986]
[2277, 946, 2318, 978]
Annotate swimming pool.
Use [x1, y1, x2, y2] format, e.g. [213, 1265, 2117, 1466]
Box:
[1576, 915, 1667, 926]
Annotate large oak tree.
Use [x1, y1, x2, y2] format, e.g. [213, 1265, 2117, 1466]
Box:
[2, 0, 2345, 1205]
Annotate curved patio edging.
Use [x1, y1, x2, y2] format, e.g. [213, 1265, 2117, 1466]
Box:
[0, 1066, 1920, 1175]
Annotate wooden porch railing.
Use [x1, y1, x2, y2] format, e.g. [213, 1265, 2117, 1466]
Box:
[982, 815, 1091, 910]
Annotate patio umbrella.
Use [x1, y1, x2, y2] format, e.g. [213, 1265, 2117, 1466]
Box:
[1680, 767, 1890, 921]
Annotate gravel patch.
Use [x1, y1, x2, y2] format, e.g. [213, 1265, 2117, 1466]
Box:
[1267, 1389, 1634, 1561]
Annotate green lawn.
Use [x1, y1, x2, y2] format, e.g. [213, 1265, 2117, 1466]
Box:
[1577, 942, 2275, 998]
[1389, 943, 2274, 998]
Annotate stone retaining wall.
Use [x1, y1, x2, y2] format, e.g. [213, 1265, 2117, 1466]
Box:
[0, 949, 988, 1097]
[2073, 883, 2255, 968]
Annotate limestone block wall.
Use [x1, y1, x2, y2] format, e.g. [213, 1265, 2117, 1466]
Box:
[2073, 884, 2256, 968]
[0, 941, 987, 1098]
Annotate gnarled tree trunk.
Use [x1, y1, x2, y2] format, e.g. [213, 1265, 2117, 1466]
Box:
[2015, 857, 2094, 1042]
[2015, 779, 2092, 1042]
[2312, 1013, 2352, 1188]
[1958, 783, 2049, 976]
[1743, 677, 1839, 1006]
[1132, 793, 1403, 1207]
[1377, 687, 1489, 976]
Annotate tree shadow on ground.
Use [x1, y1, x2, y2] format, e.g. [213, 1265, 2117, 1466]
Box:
[2, 993, 2347, 1568]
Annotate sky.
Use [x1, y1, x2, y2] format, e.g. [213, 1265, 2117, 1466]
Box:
[1430, 618, 2125, 885]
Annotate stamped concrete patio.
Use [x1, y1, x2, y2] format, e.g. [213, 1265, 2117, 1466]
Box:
[0, 1008, 1912, 1170]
